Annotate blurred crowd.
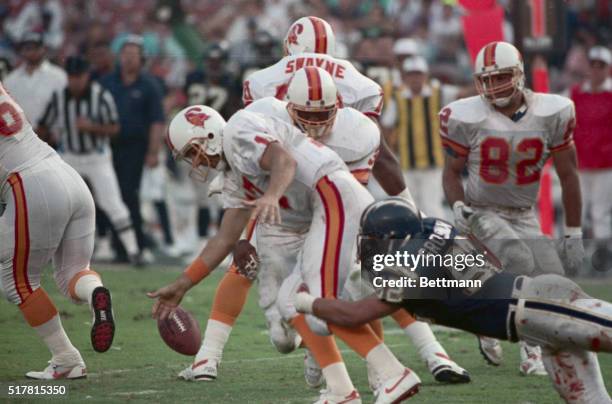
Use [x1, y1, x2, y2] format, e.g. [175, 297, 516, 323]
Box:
[0, 0, 610, 267]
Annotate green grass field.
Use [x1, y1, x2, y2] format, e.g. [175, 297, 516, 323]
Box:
[0, 265, 611, 403]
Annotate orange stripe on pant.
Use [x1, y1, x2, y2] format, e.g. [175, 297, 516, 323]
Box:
[8, 173, 32, 303]
[315, 176, 344, 298]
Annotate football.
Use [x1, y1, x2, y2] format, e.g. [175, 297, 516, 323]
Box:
[157, 306, 201, 356]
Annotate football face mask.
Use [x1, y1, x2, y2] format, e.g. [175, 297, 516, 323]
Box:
[288, 103, 337, 140]
[176, 140, 224, 182]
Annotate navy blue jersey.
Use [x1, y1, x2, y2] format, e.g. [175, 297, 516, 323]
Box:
[184, 70, 241, 119]
[375, 218, 518, 340]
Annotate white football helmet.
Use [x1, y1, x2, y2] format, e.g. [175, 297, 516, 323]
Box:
[284, 16, 335, 56]
[474, 41, 525, 108]
[286, 66, 338, 139]
[166, 105, 226, 181]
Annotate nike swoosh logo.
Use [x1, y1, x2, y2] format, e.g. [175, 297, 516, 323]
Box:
[385, 369, 411, 394]
[192, 359, 209, 370]
[52, 370, 71, 379]
[339, 390, 360, 403]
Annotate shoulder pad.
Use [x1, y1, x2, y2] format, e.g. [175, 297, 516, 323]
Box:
[530, 92, 574, 117]
[445, 96, 488, 124]
[246, 97, 289, 119]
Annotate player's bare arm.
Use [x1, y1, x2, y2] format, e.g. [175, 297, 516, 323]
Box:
[148, 207, 251, 320]
[75, 117, 119, 137]
[296, 294, 399, 327]
[372, 129, 407, 196]
[243, 141, 296, 224]
[442, 151, 467, 206]
[552, 145, 582, 227]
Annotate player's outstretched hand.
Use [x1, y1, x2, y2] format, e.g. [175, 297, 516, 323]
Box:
[243, 195, 281, 225]
[147, 277, 191, 321]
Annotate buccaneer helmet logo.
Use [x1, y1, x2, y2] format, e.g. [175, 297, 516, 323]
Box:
[287, 23, 303, 45]
[185, 107, 210, 127]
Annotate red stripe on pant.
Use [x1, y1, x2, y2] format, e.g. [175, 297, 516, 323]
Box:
[315, 176, 345, 298]
[8, 173, 32, 303]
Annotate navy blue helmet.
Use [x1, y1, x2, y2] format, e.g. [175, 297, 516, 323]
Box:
[359, 197, 424, 240]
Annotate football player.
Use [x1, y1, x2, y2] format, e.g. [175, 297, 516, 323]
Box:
[294, 198, 612, 404]
[149, 105, 420, 403]
[194, 16, 465, 390]
[0, 82, 115, 379]
[243, 67, 469, 386]
[441, 41, 583, 374]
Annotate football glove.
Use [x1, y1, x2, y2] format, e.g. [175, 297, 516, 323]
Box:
[232, 239, 260, 280]
[452, 201, 473, 234]
[558, 227, 585, 275]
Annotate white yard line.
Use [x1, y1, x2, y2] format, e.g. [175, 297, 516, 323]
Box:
[89, 342, 412, 377]
[111, 389, 165, 396]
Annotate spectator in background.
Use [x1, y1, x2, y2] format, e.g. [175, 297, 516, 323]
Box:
[100, 35, 165, 263]
[570, 46, 612, 256]
[381, 56, 469, 219]
[37, 55, 142, 266]
[4, 0, 64, 50]
[87, 40, 115, 82]
[4, 32, 66, 126]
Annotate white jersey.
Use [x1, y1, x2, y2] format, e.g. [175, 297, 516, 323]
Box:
[0, 82, 55, 192]
[221, 109, 347, 231]
[246, 97, 380, 184]
[440, 91, 575, 208]
[243, 53, 383, 118]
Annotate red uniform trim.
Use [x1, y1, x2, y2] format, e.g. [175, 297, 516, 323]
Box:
[309, 17, 328, 54]
[315, 176, 344, 298]
[8, 173, 31, 303]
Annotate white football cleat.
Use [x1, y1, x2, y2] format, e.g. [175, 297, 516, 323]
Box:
[367, 361, 382, 392]
[304, 350, 324, 388]
[26, 355, 86, 380]
[425, 352, 470, 384]
[374, 368, 421, 404]
[519, 342, 547, 376]
[314, 388, 361, 404]
[478, 336, 503, 366]
[178, 358, 219, 381]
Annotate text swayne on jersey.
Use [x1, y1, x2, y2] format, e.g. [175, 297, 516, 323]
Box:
[371, 252, 487, 272]
[372, 276, 483, 289]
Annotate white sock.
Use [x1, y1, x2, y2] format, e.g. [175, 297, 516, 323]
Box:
[365, 343, 404, 381]
[118, 227, 139, 257]
[404, 321, 446, 359]
[34, 314, 79, 360]
[195, 319, 232, 362]
[74, 274, 103, 306]
[322, 362, 355, 396]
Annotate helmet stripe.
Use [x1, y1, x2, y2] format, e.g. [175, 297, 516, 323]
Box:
[484, 42, 498, 67]
[305, 67, 322, 101]
[309, 17, 327, 54]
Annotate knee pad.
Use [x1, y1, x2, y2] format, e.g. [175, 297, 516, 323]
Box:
[500, 239, 535, 275]
[306, 314, 331, 336]
[269, 319, 299, 354]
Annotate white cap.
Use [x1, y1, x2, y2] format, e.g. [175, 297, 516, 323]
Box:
[393, 38, 420, 56]
[588, 46, 611, 65]
[402, 56, 428, 73]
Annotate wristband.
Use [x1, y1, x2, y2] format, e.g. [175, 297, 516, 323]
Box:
[564, 226, 582, 238]
[184, 257, 211, 284]
[295, 292, 316, 314]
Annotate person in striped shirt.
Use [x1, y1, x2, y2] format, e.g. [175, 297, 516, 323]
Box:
[38, 55, 141, 265]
